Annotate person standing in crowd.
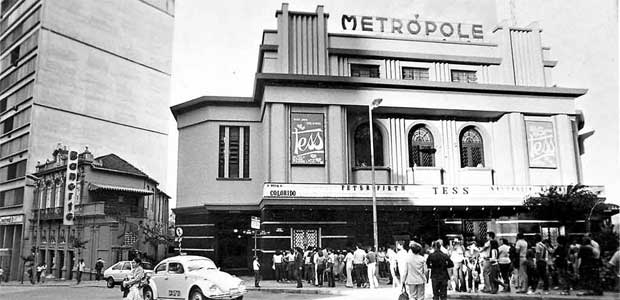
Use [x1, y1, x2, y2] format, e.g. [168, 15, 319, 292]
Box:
[553, 235, 571, 295]
[387, 244, 398, 287]
[577, 236, 603, 296]
[487, 239, 507, 293]
[315, 251, 326, 286]
[524, 248, 538, 294]
[294, 247, 304, 288]
[534, 234, 550, 294]
[366, 246, 379, 289]
[450, 238, 466, 292]
[515, 232, 529, 293]
[377, 247, 387, 279]
[401, 241, 428, 300]
[337, 250, 346, 282]
[287, 249, 296, 282]
[480, 231, 496, 293]
[345, 248, 354, 287]
[497, 238, 512, 292]
[427, 240, 453, 300]
[252, 256, 261, 288]
[273, 250, 283, 282]
[353, 244, 366, 288]
[465, 244, 481, 293]
[304, 247, 313, 284]
[326, 249, 336, 287]
[76, 258, 85, 284]
[95, 258, 104, 281]
[608, 246, 620, 292]
[396, 240, 409, 288]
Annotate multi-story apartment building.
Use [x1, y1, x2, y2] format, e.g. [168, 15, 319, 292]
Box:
[172, 4, 610, 275]
[0, 0, 174, 280]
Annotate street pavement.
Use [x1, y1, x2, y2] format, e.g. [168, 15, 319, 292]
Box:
[1, 279, 618, 300]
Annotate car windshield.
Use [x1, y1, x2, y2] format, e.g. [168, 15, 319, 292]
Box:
[186, 259, 217, 272]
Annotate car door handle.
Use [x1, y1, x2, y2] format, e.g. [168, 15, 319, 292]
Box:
[164, 278, 168, 280]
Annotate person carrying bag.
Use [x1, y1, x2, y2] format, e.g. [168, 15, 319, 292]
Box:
[123, 257, 146, 300]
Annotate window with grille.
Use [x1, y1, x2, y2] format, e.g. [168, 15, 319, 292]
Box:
[408, 125, 435, 167]
[350, 64, 380, 78]
[402, 67, 429, 81]
[218, 126, 250, 179]
[451, 70, 477, 83]
[460, 127, 484, 167]
[353, 123, 384, 167]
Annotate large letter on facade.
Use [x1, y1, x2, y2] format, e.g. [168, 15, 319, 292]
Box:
[341, 14, 357, 30]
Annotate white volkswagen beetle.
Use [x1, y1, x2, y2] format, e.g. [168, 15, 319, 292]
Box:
[143, 255, 246, 300]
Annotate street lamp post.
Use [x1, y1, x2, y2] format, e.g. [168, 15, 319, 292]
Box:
[368, 98, 382, 252]
[26, 174, 42, 275]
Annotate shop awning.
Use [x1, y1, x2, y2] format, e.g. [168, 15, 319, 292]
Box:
[88, 183, 153, 195]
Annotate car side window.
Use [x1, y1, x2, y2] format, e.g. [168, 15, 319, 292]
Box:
[112, 263, 122, 270]
[122, 262, 131, 270]
[155, 263, 167, 274]
[168, 262, 184, 274]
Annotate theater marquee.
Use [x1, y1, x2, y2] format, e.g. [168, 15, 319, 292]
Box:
[263, 184, 604, 206]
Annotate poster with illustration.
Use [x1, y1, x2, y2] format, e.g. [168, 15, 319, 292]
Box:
[525, 120, 557, 168]
[290, 113, 325, 165]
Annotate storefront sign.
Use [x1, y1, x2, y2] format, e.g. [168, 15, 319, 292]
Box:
[263, 183, 604, 206]
[525, 121, 557, 168]
[290, 113, 325, 165]
[0, 214, 23, 225]
[64, 149, 79, 225]
[251, 216, 261, 230]
[341, 14, 484, 41]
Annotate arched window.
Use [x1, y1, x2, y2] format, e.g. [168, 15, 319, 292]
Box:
[409, 125, 435, 167]
[353, 123, 384, 167]
[460, 127, 484, 167]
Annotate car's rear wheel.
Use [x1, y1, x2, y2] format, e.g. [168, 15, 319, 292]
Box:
[189, 288, 205, 300]
[106, 277, 115, 288]
[233, 297, 243, 300]
[143, 287, 154, 300]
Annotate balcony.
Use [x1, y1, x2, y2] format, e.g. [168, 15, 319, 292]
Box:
[351, 167, 390, 184]
[76, 202, 106, 216]
[406, 167, 443, 184]
[32, 207, 63, 220]
[458, 167, 494, 185]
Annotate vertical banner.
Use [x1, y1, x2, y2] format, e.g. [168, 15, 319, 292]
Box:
[525, 121, 557, 168]
[63, 150, 78, 225]
[290, 113, 325, 165]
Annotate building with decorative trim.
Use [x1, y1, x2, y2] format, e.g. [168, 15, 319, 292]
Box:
[172, 4, 611, 276]
[25, 145, 170, 280]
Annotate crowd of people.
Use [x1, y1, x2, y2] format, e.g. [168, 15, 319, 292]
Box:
[263, 232, 620, 299]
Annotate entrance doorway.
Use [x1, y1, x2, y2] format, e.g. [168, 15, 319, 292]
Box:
[291, 229, 319, 249]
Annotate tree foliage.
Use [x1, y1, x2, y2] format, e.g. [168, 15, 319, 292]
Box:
[523, 184, 603, 225]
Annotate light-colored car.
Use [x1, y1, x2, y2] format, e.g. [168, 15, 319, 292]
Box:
[143, 255, 246, 300]
[103, 261, 154, 288]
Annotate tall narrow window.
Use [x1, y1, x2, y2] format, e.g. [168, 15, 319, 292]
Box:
[409, 125, 435, 167]
[460, 127, 484, 167]
[350, 64, 380, 78]
[353, 123, 384, 167]
[218, 126, 250, 179]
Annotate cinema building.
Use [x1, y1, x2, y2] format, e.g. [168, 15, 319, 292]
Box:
[172, 4, 608, 275]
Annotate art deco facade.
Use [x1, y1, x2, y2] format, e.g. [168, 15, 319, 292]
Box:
[172, 4, 607, 276]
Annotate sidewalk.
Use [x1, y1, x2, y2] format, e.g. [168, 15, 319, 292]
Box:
[241, 277, 620, 300]
[1, 279, 107, 288]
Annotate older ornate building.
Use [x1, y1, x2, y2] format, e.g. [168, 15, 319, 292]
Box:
[26, 145, 170, 280]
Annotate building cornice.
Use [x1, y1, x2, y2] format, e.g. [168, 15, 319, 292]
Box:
[328, 47, 502, 65]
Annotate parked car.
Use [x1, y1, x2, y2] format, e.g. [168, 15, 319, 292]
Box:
[143, 255, 246, 300]
[104, 261, 154, 288]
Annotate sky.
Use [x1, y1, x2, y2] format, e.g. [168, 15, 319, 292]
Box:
[168, 0, 619, 211]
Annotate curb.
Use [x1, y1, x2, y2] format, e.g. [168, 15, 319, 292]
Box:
[246, 287, 616, 300]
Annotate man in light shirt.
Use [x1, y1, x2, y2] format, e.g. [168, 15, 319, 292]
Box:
[515, 232, 529, 293]
[353, 244, 366, 287]
[387, 244, 398, 288]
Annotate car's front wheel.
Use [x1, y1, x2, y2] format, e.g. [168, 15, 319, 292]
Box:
[233, 297, 243, 300]
[143, 287, 154, 300]
[189, 288, 205, 300]
[106, 277, 115, 288]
